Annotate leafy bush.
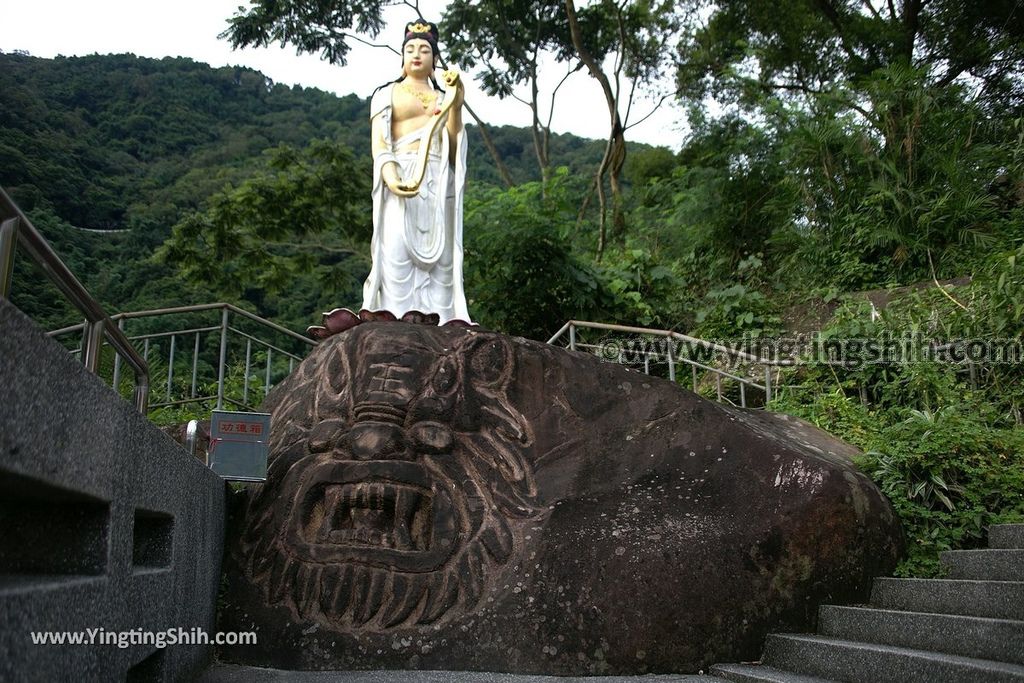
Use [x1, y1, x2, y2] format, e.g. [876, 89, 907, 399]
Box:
[463, 171, 613, 340]
[771, 247, 1024, 576]
[859, 407, 1024, 576]
[692, 254, 783, 339]
[598, 247, 689, 329]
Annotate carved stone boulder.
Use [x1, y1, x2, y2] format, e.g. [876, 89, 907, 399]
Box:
[217, 323, 903, 674]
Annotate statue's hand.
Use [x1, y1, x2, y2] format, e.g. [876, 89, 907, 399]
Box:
[443, 69, 464, 108]
[382, 163, 418, 197]
[390, 181, 419, 198]
[442, 69, 460, 88]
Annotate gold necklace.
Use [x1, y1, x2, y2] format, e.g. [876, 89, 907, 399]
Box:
[400, 81, 436, 110]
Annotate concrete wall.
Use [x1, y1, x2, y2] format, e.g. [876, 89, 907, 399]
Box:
[0, 298, 226, 682]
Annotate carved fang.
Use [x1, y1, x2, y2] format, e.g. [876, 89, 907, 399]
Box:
[354, 569, 386, 625]
[380, 574, 424, 628]
[480, 518, 513, 562]
[418, 571, 460, 624]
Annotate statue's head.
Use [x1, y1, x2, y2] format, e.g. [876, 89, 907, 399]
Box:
[239, 325, 541, 630]
[401, 19, 439, 78]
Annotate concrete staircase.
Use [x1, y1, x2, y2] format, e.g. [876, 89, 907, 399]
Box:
[711, 524, 1024, 682]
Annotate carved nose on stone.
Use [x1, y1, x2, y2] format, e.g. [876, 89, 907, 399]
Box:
[347, 422, 407, 460]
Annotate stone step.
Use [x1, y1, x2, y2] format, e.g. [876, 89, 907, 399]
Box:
[940, 549, 1024, 581]
[710, 663, 836, 682]
[991, 524, 1024, 549]
[762, 633, 1024, 683]
[818, 605, 1024, 664]
[197, 665, 732, 682]
[870, 577, 1024, 621]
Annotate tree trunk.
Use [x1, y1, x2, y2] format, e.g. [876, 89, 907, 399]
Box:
[565, 0, 629, 255]
[464, 102, 514, 188]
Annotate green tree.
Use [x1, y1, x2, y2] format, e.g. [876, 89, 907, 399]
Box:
[444, 0, 579, 185]
[564, 0, 681, 258]
[219, 0, 398, 66]
[671, 1, 1024, 288]
[463, 170, 612, 339]
[156, 138, 371, 300]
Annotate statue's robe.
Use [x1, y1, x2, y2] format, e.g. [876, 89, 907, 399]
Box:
[361, 83, 471, 324]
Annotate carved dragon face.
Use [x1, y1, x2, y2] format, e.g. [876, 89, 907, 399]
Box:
[238, 325, 541, 631]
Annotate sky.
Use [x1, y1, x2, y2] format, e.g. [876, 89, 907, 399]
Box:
[0, 0, 688, 150]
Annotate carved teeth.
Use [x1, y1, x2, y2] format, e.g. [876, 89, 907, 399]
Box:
[394, 489, 415, 550]
[309, 481, 432, 551]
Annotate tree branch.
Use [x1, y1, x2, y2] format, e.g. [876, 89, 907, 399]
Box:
[463, 101, 515, 188]
[624, 93, 671, 131]
[860, 0, 883, 21]
[565, 0, 617, 118]
[545, 63, 579, 132]
[340, 31, 401, 56]
[766, 81, 880, 128]
[811, 0, 862, 63]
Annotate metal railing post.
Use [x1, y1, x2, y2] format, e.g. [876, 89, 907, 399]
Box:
[265, 348, 272, 396]
[666, 334, 676, 382]
[217, 307, 229, 410]
[166, 334, 176, 402]
[764, 367, 772, 403]
[0, 216, 19, 297]
[134, 373, 149, 413]
[243, 339, 252, 406]
[83, 320, 105, 373]
[569, 323, 576, 351]
[191, 332, 200, 398]
[112, 317, 124, 391]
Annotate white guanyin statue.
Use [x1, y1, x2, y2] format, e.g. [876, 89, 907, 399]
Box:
[307, 19, 473, 340]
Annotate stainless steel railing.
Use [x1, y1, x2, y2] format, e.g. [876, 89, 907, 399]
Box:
[548, 320, 795, 407]
[1, 186, 150, 412]
[50, 303, 316, 412]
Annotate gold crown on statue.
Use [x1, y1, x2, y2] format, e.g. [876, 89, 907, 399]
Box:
[408, 21, 432, 34]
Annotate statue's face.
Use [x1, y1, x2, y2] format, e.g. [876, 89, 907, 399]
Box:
[238, 325, 540, 630]
[402, 38, 435, 78]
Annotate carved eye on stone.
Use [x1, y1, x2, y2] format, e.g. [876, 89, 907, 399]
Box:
[307, 418, 348, 453]
[409, 421, 454, 454]
[432, 357, 457, 394]
[468, 337, 509, 386]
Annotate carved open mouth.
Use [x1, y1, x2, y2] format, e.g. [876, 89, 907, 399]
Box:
[305, 481, 433, 552]
[285, 458, 459, 572]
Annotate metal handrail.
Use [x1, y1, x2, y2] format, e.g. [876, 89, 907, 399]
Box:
[0, 186, 150, 411]
[548, 320, 795, 365]
[50, 302, 313, 344]
[548, 320, 783, 407]
[52, 302, 315, 413]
